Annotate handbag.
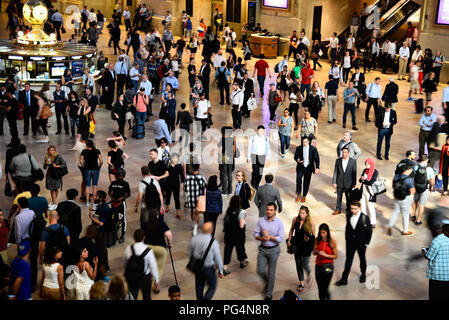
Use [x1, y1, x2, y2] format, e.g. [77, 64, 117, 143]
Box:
[368, 178, 387, 197]
[40, 105, 53, 119]
[61, 26, 66, 34]
[286, 239, 297, 255]
[247, 98, 257, 110]
[52, 164, 69, 179]
[186, 237, 214, 274]
[28, 155, 44, 182]
[196, 194, 206, 213]
[4, 176, 12, 197]
[274, 95, 282, 103]
[89, 114, 96, 135]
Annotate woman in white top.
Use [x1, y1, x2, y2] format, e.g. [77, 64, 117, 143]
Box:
[88, 9, 97, 23]
[82, 69, 95, 94]
[194, 92, 211, 134]
[40, 247, 66, 300]
[72, 247, 98, 300]
[312, 81, 325, 102]
[346, 33, 355, 53]
[342, 51, 352, 85]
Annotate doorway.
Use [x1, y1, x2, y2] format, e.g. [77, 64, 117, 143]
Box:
[312, 6, 322, 36]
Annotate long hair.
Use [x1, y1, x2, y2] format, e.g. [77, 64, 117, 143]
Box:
[236, 170, 247, 182]
[226, 195, 241, 215]
[107, 276, 127, 300]
[298, 206, 312, 234]
[316, 223, 332, 244]
[42, 246, 60, 265]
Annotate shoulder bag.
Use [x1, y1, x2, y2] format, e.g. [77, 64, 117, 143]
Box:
[29, 155, 44, 182]
[368, 178, 387, 197]
[186, 237, 214, 274]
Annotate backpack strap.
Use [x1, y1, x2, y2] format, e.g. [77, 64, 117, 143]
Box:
[141, 247, 151, 258]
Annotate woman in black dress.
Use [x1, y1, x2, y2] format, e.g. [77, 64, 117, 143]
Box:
[111, 94, 128, 138]
[277, 65, 289, 101]
[287, 206, 316, 292]
[165, 153, 185, 218]
[70, 98, 91, 151]
[303, 88, 322, 120]
[67, 91, 80, 138]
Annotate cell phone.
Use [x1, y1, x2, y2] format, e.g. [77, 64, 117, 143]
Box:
[421, 247, 427, 253]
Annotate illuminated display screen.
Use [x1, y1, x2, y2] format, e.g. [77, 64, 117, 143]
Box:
[436, 0, 449, 25]
[263, 0, 288, 9]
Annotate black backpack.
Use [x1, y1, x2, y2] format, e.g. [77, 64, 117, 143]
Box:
[274, 62, 280, 74]
[395, 160, 415, 178]
[142, 179, 161, 209]
[124, 244, 151, 284]
[414, 166, 429, 194]
[393, 176, 411, 200]
[45, 224, 69, 251]
[28, 214, 47, 245]
[217, 68, 227, 85]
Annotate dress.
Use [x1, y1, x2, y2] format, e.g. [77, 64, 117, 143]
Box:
[278, 72, 289, 91]
[44, 155, 66, 191]
[65, 262, 94, 300]
[78, 106, 90, 134]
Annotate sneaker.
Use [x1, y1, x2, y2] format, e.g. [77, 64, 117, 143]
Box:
[407, 97, 414, 101]
[86, 202, 90, 207]
[281, 153, 285, 158]
[328, 120, 332, 124]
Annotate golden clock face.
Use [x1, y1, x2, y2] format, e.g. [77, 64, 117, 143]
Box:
[23, 4, 31, 21]
[32, 4, 48, 23]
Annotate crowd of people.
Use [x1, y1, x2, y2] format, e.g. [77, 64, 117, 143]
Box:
[0, 0, 449, 302]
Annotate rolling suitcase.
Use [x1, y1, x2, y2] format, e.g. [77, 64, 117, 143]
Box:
[415, 98, 423, 113]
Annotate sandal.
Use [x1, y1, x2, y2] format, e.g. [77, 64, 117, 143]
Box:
[297, 284, 304, 292]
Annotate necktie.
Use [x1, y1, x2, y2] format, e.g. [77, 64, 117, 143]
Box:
[27, 91, 30, 107]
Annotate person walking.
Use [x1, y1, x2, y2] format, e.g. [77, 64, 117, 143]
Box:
[253, 58, 271, 96]
[215, 61, 231, 105]
[294, 136, 320, 203]
[375, 103, 397, 160]
[253, 202, 285, 300]
[313, 223, 338, 300]
[364, 77, 382, 122]
[230, 82, 244, 129]
[287, 206, 315, 292]
[359, 158, 379, 228]
[43, 146, 67, 206]
[247, 125, 271, 189]
[324, 75, 338, 123]
[278, 108, 294, 158]
[219, 126, 236, 196]
[234, 170, 252, 211]
[39, 247, 66, 300]
[79, 139, 103, 206]
[382, 78, 399, 110]
[184, 164, 207, 235]
[254, 174, 283, 218]
[342, 81, 359, 130]
[336, 131, 362, 160]
[411, 156, 435, 225]
[267, 83, 281, 127]
[188, 222, 224, 300]
[332, 148, 357, 215]
[222, 196, 248, 275]
[124, 229, 159, 300]
[418, 106, 438, 160]
[335, 201, 373, 286]
[440, 136, 449, 195]
[204, 175, 223, 237]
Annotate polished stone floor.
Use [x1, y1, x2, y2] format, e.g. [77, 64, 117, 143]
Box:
[0, 12, 446, 300]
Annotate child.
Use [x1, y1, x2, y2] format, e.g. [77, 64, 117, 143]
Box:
[165, 153, 185, 218]
[107, 140, 128, 182]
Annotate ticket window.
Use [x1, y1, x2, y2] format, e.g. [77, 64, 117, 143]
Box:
[28, 61, 49, 80]
[50, 62, 69, 79]
[5, 60, 25, 80]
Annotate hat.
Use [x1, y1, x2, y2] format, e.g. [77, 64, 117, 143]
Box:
[18, 240, 31, 256]
[269, 83, 276, 86]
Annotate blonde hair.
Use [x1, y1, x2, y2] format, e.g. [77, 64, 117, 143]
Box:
[299, 206, 313, 234]
[237, 170, 247, 182]
[89, 281, 107, 300]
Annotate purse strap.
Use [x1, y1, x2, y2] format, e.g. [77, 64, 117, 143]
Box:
[200, 237, 215, 265]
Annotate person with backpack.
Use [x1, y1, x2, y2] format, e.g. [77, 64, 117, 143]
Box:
[411, 156, 435, 226]
[135, 166, 164, 227]
[215, 61, 231, 105]
[335, 201, 373, 286]
[387, 164, 416, 236]
[124, 229, 159, 300]
[38, 211, 70, 268]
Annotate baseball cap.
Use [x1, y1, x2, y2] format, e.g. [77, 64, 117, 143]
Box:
[18, 240, 31, 256]
[269, 83, 276, 87]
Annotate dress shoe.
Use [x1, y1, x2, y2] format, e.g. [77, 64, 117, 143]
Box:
[342, 124, 346, 128]
[411, 216, 416, 222]
[240, 260, 249, 269]
[56, 131, 61, 135]
[332, 210, 341, 215]
[223, 269, 231, 276]
[402, 231, 413, 236]
[335, 279, 348, 286]
[119, 236, 125, 243]
[385, 156, 389, 160]
[377, 156, 383, 160]
[352, 126, 358, 130]
[387, 227, 392, 236]
[328, 120, 332, 124]
[301, 196, 306, 203]
[264, 296, 272, 301]
[333, 119, 336, 122]
[366, 119, 371, 122]
[296, 194, 301, 203]
[359, 274, 366, 283]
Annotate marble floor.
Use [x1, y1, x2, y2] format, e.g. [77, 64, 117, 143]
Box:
[0, 12, 446, 300]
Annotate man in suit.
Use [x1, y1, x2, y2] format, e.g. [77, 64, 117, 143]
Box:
[382, 77, 399, 110]
[198, 59, 211, 100]
[332, 148, 357, 215]
[241, 73, 254, 118]
[350, 67, 365, 108]
[101, 63, 116, 110]
[56, 188, 82, 245]
[254, 174, 283, 217]
[294, 136, 320, 203]
[375, 103, 397, 160]
[18, 83, 38, 136]
[335, 200, 373, 286]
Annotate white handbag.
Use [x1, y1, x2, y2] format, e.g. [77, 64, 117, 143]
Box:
[247, 97, 257, 110]
[368, 178, 387, 197]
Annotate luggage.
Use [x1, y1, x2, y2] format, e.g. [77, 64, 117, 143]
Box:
[415, 98, 423, 113]
[132, 117, 145, 139]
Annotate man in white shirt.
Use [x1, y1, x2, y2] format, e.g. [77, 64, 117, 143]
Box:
[194, 92, 211, 135]
[164, 11, 173, 30]
[130, 63, 141, 93]
[231, 82, 244, 129]
[300, 31, 310, 47]
[326, 32, 339, 62]
[398, 42, 410, 80]
[213, 50, 226, 70]
[335, 201, 372, 286]
[123, 7, 131, 31]
[381, 39, 392, 73]
[371, 37, 380, 70]
[247, 125, 271, 189]
[124, 229, 160, 300]
[364, 77, 382, 122]
[375, 103, 397, 160]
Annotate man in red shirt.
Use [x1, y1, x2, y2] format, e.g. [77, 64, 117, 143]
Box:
[300, 62, 314, 96]
[252, 58, 271, 96]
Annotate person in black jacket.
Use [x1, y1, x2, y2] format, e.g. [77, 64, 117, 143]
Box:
[101, 63, 116, 110]
[18, 83, 38, 136]
[332, 148, 357, 215]
[350, 67, 365, 108]
[375, 103, 397, 160]
[198, 59, 211, 99]
[303, 89, 322, 120]
[335, 200, 372, 286]
[56, 188, 82, 245]
[294, 136, 320, 203]
[165, 153, 185, 218]
[382, 78, 399, 110]
[241, 73, 254, 118]
[235, 170, 251, 210]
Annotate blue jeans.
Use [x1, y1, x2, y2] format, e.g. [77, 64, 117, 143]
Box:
[377, 128, 392, 158]
[69, 116, 79, 137]
[195, 266, 217, 300]
[135, 111, 146, 137]
[257, 75, 265, 95]
[83, 169, 100, 186]
[279, 133, 290, 155]
[300, 84, 311, 97]
[131, 80, 139, 93]
[343, 102, 356, 126]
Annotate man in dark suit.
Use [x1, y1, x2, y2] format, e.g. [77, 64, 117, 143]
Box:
[18, 83, 38, 136]
[56, 188, 82, 245]
[332, 148, 357, 215]
[101, 63, 116, 110]
[382, 77, 399, 110]
[335, 200, 373, 286]
[350, 67, 365, 108]
[198, 59, 211, 99]
[241, 73, 254, 118]
[294, 136, 320, 203]
[375, 103, 397, 160]
[0, 83, 7, 135]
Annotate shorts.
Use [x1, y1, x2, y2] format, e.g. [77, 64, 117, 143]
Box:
[425, 92, 432, 101]
[83, 169, 100, 187]
[125, 111, 134, 121]
[410, 80, 419, 92]
[414, 189, 430, 206]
